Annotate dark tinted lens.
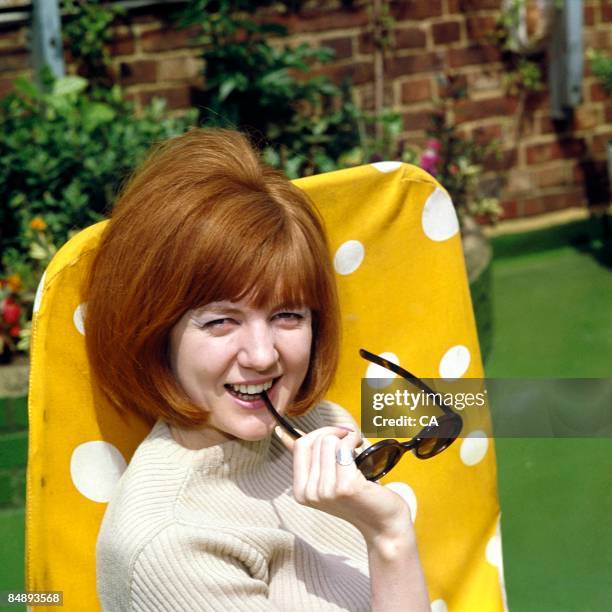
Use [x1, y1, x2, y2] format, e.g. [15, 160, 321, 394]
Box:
[415, 416, 461, 459]
[356, 445, 401, 481]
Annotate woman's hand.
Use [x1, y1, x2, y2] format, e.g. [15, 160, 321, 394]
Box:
[274, 425, 413, 544]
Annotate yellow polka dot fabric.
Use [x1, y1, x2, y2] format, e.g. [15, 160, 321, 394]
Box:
[26, 163, 506, 611]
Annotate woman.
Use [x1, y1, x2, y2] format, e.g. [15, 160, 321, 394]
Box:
[85, 128, 430, 611]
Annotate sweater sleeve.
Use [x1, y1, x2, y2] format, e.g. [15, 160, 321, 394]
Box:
[117, 526, 282, 612]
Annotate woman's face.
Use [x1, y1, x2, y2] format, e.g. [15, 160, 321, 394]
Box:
[169, 298, 312, 447]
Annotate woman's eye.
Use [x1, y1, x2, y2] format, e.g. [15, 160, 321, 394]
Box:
[274, 312, 304, 323]
[200, 318, 235, 329]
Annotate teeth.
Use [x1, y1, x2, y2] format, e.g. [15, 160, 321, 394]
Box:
[229, 380, 273, 395]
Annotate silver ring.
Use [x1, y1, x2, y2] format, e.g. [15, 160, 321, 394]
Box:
[336, 447, 355, 466]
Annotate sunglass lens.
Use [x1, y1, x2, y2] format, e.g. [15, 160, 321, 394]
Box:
[415, 417, 461, 459]
[357, 445, 401, 481]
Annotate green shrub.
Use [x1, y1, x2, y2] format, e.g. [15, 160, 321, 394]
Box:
[0, 74, 195, 257]
[588, 49, 612, 95]
[179, 0, 407, 178]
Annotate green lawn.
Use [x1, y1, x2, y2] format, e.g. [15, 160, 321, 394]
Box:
[0, 508, 24, 612]
[486, 238, 612, 612]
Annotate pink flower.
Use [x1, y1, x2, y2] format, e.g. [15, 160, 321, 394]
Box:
[425, 138, 441, 151]
[420, 149, 441, 175]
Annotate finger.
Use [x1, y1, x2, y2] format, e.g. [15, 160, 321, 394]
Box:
[292, 434, 313, 502]
[318, 434, 340, 499]
[273, 425, 306, 451]
[304, 433, 324, 501]
[335, 432, 362, 487]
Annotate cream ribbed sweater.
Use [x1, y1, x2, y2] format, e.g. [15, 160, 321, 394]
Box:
[96, 401, 371, 611]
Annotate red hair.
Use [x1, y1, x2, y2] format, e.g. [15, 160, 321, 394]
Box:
[83, 128, 340, 427]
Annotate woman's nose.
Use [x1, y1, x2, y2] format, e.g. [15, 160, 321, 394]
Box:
[236, 323, 279, 371]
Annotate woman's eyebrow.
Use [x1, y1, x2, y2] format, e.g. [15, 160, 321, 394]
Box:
[193, 303, 242, 316]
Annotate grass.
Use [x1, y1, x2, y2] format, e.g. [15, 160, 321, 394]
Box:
[486, 234, 612, 612]
[0, 508, 25, 612]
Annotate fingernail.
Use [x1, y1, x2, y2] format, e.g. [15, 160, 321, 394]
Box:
[273, 426, 284, 439]
[336, 424, 355, 432]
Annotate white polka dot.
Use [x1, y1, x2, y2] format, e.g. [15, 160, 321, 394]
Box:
[421, 188, 459, 241]
[334, 240, 365, 275]
[385, 481, 417, 521]
[486, 531, 502, 568]
[70, 441, 127, 503]
[365, 352, 399, 389]
[371, 161, 402, 173]
[73, 303, 87, 335]
[438, 345, 471, 379]
[33, 271, 46, 314]
[430, 600, 448, 612]
[460, 431, 489, 466]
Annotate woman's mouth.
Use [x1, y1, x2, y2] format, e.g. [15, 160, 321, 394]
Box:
[224, 378, 278, 402]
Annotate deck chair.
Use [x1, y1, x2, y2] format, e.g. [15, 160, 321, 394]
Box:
[26, 162, 507, 611]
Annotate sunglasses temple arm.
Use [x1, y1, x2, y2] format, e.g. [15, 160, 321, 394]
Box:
[260, 391, 302, 439]
[359, 349, 456, 415]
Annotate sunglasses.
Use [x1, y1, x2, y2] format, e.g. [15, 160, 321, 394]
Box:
[260, 348, 463, 482]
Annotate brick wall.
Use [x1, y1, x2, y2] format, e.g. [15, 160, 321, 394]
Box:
[1, 0, 611, 220]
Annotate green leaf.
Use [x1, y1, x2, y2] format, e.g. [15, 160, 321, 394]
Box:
[218, 79, 237, 101]
[52, 76, 88, 97]
[82, 102, 116, 131]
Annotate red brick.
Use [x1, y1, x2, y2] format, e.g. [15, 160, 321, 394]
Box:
[584, 5, 595, 26]
[0, 28, 25, 50]
[473, 123, 503, 143]
[447, 0, 462, 13]
[403, 109, 437, 132]
[526, 138, 587, 165]
[523, 90, 550, 112]
[140, 86, 192, 110]
[321, 36, 353, 60]
[432, 21, 462, 45]
[465, 15, 498, 41]
[447, 44, 501, 68]
[605, 103, 612, 124]
[0, 77, 16, 97]
[400, 77, 433, 103]
[385, 52, 443, 77]
[390, 0, 443, 20]
[591, 82, 607, 102]
[109, 33, 134, 56]
[454, 96, 519, 122]
[602, 4, 612, 21]
[141, 27, 201, 52]
[315, 61, 374, 86]
[482, 148, 517, 171]
[0, 50, 29, 73]
[394, 27, 427, 50]
[593, 132, 612, 156]
[500, 199, 519, 220]
[119, 60, 157, 85]
[274, 8, 369, 34]
[459, 0, 501, 9]
[361, 28, 426, 54]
